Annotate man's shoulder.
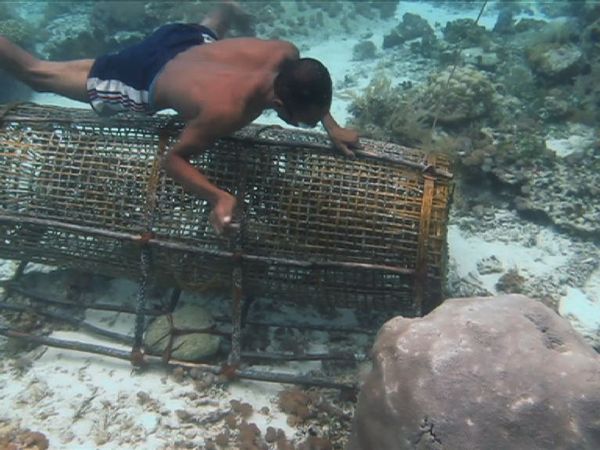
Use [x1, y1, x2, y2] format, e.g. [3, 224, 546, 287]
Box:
[261, 39, 298, 55]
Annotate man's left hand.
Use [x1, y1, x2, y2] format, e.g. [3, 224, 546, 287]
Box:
[327, 126, 361, 158]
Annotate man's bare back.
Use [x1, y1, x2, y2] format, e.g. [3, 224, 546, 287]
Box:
[153, 38, 297, 122]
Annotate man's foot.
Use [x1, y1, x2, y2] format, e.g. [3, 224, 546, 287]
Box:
[224, 1, 255, 35]
[201, 0, 255, 38]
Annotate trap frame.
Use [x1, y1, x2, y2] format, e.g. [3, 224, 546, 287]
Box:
[0, 103, 453, 388]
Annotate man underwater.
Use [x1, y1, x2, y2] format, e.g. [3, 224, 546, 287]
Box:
[0, 1, 360, 234]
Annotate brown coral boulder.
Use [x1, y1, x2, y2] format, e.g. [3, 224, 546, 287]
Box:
[349, 295, 600, 450]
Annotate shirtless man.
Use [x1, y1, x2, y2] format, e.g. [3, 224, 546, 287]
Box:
[0, 1, 360, 234]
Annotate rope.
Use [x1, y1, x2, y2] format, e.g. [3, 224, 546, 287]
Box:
[431, 1, 488, 132]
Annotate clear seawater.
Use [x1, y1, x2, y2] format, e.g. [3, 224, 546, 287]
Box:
[0, 2, 599, 449]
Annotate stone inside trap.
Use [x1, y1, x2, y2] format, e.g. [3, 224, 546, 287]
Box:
[0, 103, 453, 388]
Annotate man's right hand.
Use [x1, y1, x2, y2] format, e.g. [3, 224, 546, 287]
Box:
[209, 191, 237, 235]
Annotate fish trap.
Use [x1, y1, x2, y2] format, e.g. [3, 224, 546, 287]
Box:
[0, 103, 453, 387]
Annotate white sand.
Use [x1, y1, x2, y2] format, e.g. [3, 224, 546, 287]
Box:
[448, 224, 569, 294]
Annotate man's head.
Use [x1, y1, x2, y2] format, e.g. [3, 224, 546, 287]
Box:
[273, 58, 332, 128]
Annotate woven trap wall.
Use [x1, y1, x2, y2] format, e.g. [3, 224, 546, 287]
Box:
[0, 103, 453, 316]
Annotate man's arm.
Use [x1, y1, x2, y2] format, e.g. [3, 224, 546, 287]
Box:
[321, 112, 361, 157]
[162, 109, 242, 234]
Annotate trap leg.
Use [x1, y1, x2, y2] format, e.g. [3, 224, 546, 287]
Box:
[131, 244, 152, 366]
[168, 288, 182, 313]
[0, 261, 29, 321]
[13, 261, 28, 280]
[228, 261, 243, 366]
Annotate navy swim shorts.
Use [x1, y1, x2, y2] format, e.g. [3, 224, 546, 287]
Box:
[87, 23, 218, 116]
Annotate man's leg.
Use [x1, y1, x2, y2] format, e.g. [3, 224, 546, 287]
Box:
[200, 1, 253, 38]
[0, 36, 93, 103]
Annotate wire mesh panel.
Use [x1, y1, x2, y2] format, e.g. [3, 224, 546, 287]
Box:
[0, 103, 453, 316]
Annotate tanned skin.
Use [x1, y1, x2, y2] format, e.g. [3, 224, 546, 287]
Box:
[0, 1, 360, 234]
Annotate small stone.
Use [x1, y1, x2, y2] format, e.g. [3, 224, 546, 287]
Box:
[171, 367, 186, 383]
[184, 429, 197, 439]
[476, 255, 503, 275]
[136, 391, 151, 405]
[175, 409, 193, 423]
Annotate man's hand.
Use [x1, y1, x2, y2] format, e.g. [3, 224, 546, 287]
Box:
[327, 126, 361, 158]
[209, 191, 237, 235]
[321, 112, 361, 157]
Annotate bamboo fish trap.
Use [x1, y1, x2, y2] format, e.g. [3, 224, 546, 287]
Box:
[0, 103, 452, 385]
[0, 102, 452, 315]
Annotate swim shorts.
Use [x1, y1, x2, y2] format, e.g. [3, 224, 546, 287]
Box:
[87, 23, 218, 116]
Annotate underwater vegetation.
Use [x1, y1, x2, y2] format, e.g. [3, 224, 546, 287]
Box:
[347, 65, 496, 153]
[347, 73, 432, 147]
[346, 4, 600, 238]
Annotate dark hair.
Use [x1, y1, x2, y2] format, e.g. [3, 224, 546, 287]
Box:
[274, 58, 332, 113]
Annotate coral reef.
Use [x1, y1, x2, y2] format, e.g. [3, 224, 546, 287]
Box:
[351, 41, 376, 61]
[338, 6, 599, 241]
[0, 420, 49, 450]
[40, 13, 107, 60]
[0, 19, 32, 45]
[495, 268, 526, 293]
[526, 42, 588, 84]
[415, 66, 497, 125]
[347, 64, 498, 161]
[383, 12, 435, 49]
[91, 1, 152, 32]
[443, 18, 491, 48]
[347, 73, 432, 146]
[515, 137, 600, 237]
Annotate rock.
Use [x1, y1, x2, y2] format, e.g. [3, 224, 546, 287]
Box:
[383, 13, 435, 49]
[463, 47, 500, 71]
[476, 255, 503, 274]
[349, 295, 600, 450]
[520, 125, 600, 237]
[526, 43, 587, 84]
[144, 304, 221, 360]
[443, 18, 489, 47]
[493, 9, 515, 34]
[352, 41, 377, 61]
[416, 66, 496, 125]
[495, 268, 526, 293]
